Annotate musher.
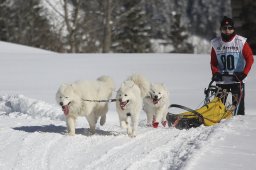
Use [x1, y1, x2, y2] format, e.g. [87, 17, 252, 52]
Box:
[210, 16, 254, 115]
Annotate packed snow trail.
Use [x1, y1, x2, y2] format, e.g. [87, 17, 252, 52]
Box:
[0, 95, 246, 170]
[0, 117, 215, 170]
[0, 95, 217, 170]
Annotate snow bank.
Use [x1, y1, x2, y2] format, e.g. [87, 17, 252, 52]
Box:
[0, 95, 64, 121]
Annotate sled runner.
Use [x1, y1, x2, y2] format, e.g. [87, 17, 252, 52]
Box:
[167, 80, 235, 129]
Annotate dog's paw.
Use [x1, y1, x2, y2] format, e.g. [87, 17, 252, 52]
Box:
[128, 133, 136, 138]
[84, 130, 95, 136]
[153, 122, 159, 128]
[146, 123, 152, 127]
[100, 116, 106, 126]
[67, 132, 75, 136]
[89, 129, 96, 135]
[121, 121, 128, 128]
[161, 121, 167, 127]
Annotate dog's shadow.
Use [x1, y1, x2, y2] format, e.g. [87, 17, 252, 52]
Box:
[13, 124, 120, 136]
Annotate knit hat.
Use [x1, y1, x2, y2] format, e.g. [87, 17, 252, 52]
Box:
[220, 16, 234, 28]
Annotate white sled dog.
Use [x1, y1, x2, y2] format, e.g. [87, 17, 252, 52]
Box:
[56, 76, 115, 135]
[143, 83, 170, 128]
[116, 74, 150, 137]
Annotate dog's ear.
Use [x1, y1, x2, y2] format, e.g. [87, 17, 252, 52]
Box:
[120, 82, 126, 89]
[70, 84, 79, 94]
[122, 80, 134, 89]
[61, 83, 72, 88]
[160, 83, 167, 89]
[162, 83, 170, 94]
[58, 83, 68, 91]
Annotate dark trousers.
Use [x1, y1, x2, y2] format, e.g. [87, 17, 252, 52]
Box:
[216, 83, 245, 115]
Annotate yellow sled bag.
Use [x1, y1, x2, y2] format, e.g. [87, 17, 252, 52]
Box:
[167, 80, 234, 129]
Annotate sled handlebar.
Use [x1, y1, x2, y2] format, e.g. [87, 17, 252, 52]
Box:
[216, 72, 242, 82]
[208, 73, 240, 90]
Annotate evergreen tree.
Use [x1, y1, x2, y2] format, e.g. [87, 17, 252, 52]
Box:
[240, 1, 256, 54]
[0, 0, 233, 53]
[112, 0, 152, 53]
[0, 0, 62, 52]
[187, 0, 231, 39]
[165, 13, 193, 53]
[0, 1, 8, 41]
[77, 0, 105, 52]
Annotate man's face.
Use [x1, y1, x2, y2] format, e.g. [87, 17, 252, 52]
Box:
[221, 25, 234, 35]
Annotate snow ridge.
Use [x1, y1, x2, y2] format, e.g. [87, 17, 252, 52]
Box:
[0, 95, 64, 121]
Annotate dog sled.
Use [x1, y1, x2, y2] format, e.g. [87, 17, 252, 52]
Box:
[166, 79, 238, 129]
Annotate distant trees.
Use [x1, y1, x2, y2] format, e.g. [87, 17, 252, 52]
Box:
[187, 0, 232, 39]
[0, 0, 190, 53]
[102, 0, 112, 53]
[1, 0, 243, 53]
[111, 0, 152, 53]
[166, 13, 193, 53]
[63, 0, 81, 53]
[0, 0, 62, 51]
[0, 1, 8, 41]
[240, 1, 256, 54]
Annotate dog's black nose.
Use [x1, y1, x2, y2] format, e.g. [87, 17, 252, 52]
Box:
[154, 95, 158, 99]
[60, 102, 63, 106]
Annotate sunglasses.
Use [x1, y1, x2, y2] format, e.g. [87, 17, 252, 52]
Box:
[221, 26, 234, 30]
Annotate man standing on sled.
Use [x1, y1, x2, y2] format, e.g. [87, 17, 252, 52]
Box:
[210, 16, 254, 115]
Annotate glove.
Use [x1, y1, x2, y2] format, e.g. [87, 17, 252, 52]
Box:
[212, 72, 222, 81]
[234, 72, 247, 81]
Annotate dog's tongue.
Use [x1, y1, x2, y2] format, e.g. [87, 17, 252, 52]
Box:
[153, 99, 158, 104]
[120, 101, 127, 110]
[62, 105, 69, 115]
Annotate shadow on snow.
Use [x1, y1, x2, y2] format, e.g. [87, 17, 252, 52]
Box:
[13, 124, 120, 136]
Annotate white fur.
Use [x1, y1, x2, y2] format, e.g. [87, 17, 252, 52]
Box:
[143, 83, 170, 127]
[116, 74, 150, 137]
[56, 76, 115, 135]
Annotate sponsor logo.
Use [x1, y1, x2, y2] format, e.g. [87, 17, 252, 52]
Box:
[217, 46, 239, 51]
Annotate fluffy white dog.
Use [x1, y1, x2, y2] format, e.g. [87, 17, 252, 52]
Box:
[116, 74, 150, 137]
[143, 83, 170, 128]
[56, 76, 115, 135]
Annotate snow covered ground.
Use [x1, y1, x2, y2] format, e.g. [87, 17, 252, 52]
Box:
[0, 41, 255, 170]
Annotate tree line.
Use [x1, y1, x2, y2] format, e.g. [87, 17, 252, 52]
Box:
[2, 0, 254, 53]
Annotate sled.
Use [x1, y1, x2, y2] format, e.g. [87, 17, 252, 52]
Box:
[166, 80, 234, 129]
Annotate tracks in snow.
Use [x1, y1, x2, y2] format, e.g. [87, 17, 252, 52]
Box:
[0, 115, 216, 170]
